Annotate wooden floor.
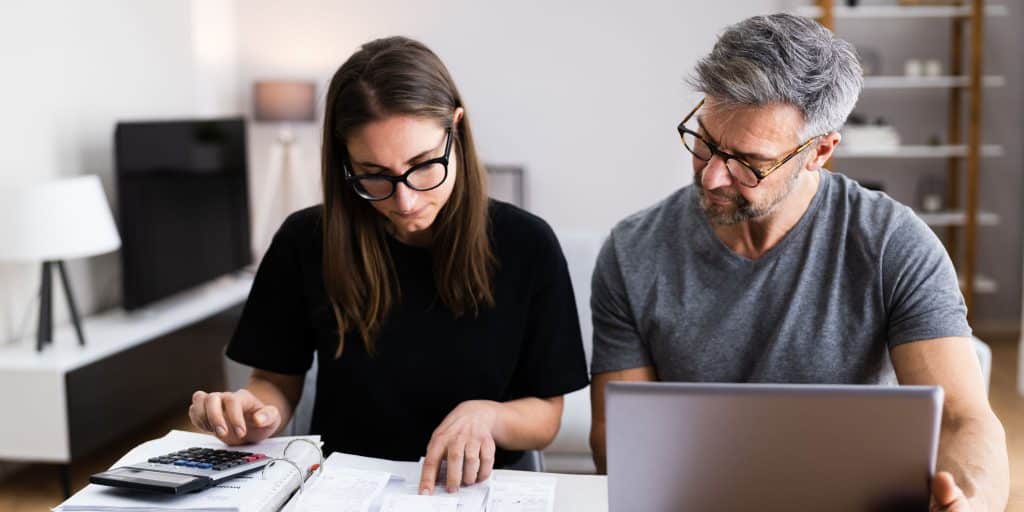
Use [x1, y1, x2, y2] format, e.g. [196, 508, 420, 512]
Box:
[3, 334, 1024, 511]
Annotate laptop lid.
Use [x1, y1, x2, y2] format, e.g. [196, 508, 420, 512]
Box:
[605, 382, 942, 512]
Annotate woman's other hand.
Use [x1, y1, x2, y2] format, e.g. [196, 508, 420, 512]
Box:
[418, 400, 499, 494]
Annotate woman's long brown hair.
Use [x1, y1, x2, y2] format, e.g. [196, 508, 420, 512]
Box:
[321, 36, 495, 357]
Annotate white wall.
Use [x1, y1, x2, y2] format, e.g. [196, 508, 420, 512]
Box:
[0, 1, 239, 345]
[236, 0, 781, 245]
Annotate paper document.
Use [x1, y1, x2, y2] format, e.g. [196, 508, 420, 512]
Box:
[289, 467, 390, 512]
[379, 494, 458, 512]
[485, 473, 556, 512]
[283, 452, 491, 512]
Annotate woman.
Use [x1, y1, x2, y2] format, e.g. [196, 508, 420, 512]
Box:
[188, 36, 589, 494]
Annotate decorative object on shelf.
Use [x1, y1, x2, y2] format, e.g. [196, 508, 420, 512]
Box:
[899, 0, 962, 5]
[924, 59, 943, 76]
[858, 47, 882, 75]
[252, 80, 318, 258]
[841, 114, 901, 148]
[917, 175, 946, 213]
[904, 58, 924, 77]
[0, 175, 121, 351]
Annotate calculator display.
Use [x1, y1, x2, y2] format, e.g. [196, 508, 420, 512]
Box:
[108, 467, 199, 484]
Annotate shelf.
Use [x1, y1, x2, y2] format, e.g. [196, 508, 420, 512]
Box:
[794, 4, 1009, 19]
[916, 210, 1000, 227]
[959, 274, 998, 294]
[833, 144, 1004, 158]
[862, 75, 1006, 89]
[0, 273, 253, 371]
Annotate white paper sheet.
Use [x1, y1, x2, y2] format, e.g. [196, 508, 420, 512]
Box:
[292, 453, 490, 512]
[485, 474, 556, 512]
[288, 467, 391, 512]
[378, 494, 459, 512]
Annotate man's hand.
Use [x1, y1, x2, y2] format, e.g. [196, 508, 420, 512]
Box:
[188, 389, 282, 445]
[418, 400, 499, 494]
[931, 471, 971, 512]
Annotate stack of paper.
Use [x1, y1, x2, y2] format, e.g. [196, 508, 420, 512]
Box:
[283, 452, 556, 512]
[54, 430, 322, 512]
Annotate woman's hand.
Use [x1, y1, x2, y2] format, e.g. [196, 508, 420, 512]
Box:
[418, 400, 499, 494]
[188, 389, 282, 445]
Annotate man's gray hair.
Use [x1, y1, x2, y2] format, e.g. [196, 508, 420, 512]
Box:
[689, 13, 863, 138]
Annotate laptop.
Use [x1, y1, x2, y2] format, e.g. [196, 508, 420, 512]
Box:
[605, 382, 943, 512]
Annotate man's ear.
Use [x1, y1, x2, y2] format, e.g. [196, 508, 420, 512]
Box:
[805, 132, 841, 171]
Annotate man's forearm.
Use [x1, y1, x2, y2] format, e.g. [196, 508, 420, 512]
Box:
[937, 410, 1009, 511]
[590, 421, 607, 474]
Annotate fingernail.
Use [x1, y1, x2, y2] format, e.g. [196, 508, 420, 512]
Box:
[419, 488, 430, 496]
[235, 426, 245, 437]
[255, 413, 266, 424]
[216, 426, 227, 436]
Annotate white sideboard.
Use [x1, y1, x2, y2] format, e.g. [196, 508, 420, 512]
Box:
[0, 274, 252, 495]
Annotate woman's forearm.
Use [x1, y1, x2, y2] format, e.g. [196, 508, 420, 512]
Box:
[245, 372, 302, 436]
[491, 396, 564, 450]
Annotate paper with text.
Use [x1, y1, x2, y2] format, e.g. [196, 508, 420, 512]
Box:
[485, 474, 556, 512]
[289, 467, 390, 512]
[379, 494, 459, 512]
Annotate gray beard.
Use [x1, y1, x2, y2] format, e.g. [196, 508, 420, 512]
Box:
[695, 165, 802, 226]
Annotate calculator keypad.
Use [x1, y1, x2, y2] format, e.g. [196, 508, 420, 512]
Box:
[148, 447, 267, 472]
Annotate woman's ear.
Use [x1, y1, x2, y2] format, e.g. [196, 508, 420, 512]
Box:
[453, 107, 465, 127]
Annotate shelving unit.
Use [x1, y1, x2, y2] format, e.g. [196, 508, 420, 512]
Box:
[862, 75, 1005, 89]
[795, 4, 1008, 19]
[917, 210, 999, 227]
[832, 144, 1003, 158]
[805, 0, 1002, 314]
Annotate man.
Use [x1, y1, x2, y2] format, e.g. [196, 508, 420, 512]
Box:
[588, 14, 1008, 512]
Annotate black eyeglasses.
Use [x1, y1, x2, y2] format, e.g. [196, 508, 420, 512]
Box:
[343, 129, 453, 201]
[676, 99, 822, 188]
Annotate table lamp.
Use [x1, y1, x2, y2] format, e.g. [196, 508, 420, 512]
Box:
[0, 175, 121, 351]
[252, 81, 317, 256]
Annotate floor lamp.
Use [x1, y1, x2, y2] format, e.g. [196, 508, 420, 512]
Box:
[252, 80, 317, 257]
[0, 175, 121, 351]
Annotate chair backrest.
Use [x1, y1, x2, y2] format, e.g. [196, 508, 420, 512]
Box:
[283, 352, 318, 436]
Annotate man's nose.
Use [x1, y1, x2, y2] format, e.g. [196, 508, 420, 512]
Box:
[700, 154, 735, 191]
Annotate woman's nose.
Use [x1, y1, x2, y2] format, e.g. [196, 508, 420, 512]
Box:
[392, 182, 418, 212]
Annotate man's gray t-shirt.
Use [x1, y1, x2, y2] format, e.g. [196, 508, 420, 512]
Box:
[590, 170, 971, 384]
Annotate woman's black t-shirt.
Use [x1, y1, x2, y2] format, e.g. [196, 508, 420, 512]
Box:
[226, 200, 589, 466]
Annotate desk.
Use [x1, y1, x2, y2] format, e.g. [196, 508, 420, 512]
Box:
[496, 470, 608, 510]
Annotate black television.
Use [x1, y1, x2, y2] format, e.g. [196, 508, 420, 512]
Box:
[114, 118, 251, 311]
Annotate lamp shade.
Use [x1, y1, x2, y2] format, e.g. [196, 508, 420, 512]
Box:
[252, 81, 317, 122]
[0, 175, 121, 262]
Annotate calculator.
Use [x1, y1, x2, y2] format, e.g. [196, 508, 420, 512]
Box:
[89, 447, 271, 494]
